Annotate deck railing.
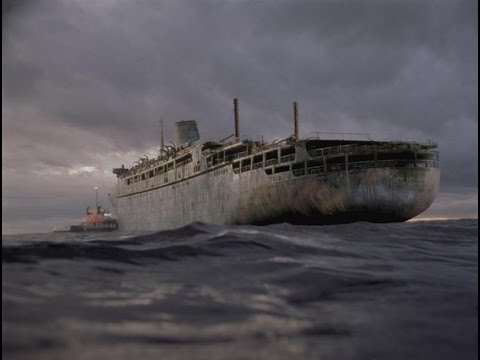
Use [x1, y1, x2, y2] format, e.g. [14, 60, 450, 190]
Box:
[279, 154, 295, 163]
[308, 142, 437, 158]
[265, 159, 278, 166]
[225, 151, 248, 161]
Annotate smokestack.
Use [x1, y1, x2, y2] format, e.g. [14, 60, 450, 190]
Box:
[293, 101, 299, 140]
[175, 120, 200, 146]
[233, 98, 239, 140]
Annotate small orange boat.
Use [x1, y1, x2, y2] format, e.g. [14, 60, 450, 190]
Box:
[53, 188, 118, 232]
[68, 206, 118, 232]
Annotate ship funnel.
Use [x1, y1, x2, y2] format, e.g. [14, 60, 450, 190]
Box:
[233, 98, 240, 140]
[293, 101, 299, 140]
[175, 120, 200, 146]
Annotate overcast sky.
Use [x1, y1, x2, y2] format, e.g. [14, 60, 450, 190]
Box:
[2, 0, 478, 233]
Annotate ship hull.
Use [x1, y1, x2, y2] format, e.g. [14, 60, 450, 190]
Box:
[69, 225, 118, 232]
[113, 166, 440, 231]
[247, 167, 440, 225]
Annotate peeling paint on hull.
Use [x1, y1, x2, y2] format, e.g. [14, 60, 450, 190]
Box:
[113, 166, 440, 231]
[250, 168, 440, 225]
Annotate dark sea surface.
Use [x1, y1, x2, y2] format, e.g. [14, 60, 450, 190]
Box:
[2, 219, 478, 360]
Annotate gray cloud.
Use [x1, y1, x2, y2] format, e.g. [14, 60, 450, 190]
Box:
[2, 0, 477, 232]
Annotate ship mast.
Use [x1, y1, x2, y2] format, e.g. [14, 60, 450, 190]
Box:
[95, 186, 99, 208]
[233, 98, 240, 141]
[159, 116, 164, 153]
[293, 101, 299, 140]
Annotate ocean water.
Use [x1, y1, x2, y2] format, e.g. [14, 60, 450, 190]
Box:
[2, 219, 478, 360]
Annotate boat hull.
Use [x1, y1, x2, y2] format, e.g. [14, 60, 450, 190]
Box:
[250, 167, 440, 225]
[113, 166, 440, 231]
[69, 225, 118, 232]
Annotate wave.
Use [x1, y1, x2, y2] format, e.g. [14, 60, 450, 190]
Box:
[2, 219, 477, 266]
[3, 219, 477, 360]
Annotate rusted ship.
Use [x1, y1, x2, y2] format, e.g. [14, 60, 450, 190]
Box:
[111, 99, 440, 231]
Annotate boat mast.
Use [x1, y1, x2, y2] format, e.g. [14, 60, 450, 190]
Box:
[233, 98, 240, 141]
[159, 116, 164, 153]
[293, 101, 299, 140]
[95, 186, 99, 209]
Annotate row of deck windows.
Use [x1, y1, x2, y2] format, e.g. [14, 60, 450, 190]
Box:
[234, 151, 438, 177]
[125, 155, 192, 185]
[123, 147, 438, 188]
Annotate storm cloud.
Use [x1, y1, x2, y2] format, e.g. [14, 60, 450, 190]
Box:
[2, 0, 478, 233]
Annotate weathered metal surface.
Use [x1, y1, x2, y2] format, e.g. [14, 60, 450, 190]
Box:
[111, 137, 440, 231]
[175, 120, 199, 146]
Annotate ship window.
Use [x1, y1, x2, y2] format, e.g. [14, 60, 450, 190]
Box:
[253, 154, 263, 164]
[225, 145, 248, 161]
[241, 158, 251, 166]
[141, 173, 146, 180]
[292, 162, 305, 170]
[348, 154, 374, 163]
[327, 156, 345, 165]
[232, 161, 240, 174]
[417, 152, 436, 161]
[280, 147, 295, 156]
[149, 170, 154, 178]
[167, 162, 174, 171]
[307, 160, 322, 167]
[241, 158, 251, 172]
[274, 165, 290, 174]
[175, 154, 192, 166]
[265, 168, 273, 175]
[265, 150, 278, 161]
[377, 151, 415, 161]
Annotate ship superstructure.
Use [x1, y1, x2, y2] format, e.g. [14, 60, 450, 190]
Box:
[111, 99, 440, 231]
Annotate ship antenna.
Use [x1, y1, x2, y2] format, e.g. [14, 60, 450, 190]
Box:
[95, 186, 99, 208]
[293, 101, 299, 141]
[159, 116, 164, 154]
[233, 98, 240, 141]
